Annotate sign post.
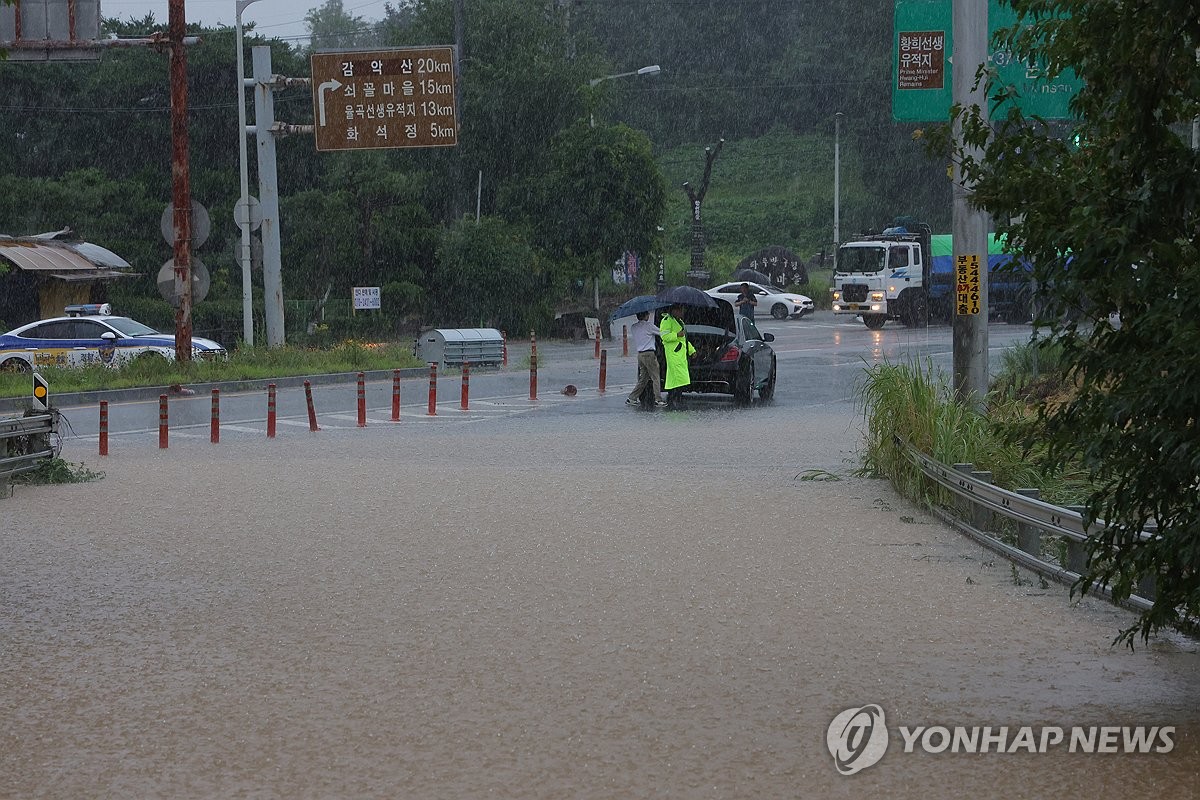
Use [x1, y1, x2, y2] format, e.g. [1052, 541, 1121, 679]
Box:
[310, 47, 459, 153]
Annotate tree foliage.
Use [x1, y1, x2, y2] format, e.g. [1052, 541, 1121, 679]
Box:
[952, 0, 1200, 643]
[519, 121, 667, 285]
[1, 0, 957, 333]
[431, 216, 552, 332]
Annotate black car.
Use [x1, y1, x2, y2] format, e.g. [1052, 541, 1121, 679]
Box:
[645, 298, 777, 406]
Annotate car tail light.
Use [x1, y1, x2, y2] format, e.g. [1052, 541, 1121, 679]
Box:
[720, 345, 741, 362]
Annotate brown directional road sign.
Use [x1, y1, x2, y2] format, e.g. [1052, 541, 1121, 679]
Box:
[310, 46, 459, 152]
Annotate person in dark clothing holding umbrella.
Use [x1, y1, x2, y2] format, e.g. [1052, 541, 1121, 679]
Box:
[735, 283, 758, 319]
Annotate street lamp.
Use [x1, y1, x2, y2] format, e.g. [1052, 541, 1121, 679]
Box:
[588, 64, 661, 127]
[584, 64, 662, 308]
[833, 111, 843, 248]
[235, 0, 262, 346]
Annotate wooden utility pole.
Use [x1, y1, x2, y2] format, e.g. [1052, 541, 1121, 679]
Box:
[682, 138, 723, 284]
[168, 0, 193, 362]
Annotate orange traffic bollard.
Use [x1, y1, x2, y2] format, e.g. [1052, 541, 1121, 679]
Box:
[158, 394, 168, 449]
[461, 362, 470, 410]
[599, 349, 607, 394]
[304, 380, 320, 431]
[502, 330, 508, 367]
[427, 363, 438, 416]
[623, 324, 629, 357]
[98, 400, 109, 457]
[391, 369, 402, 421]
[267, 383, 277, 438]
[594, 325, 601, 358]
[210, 389, 220, 444]
[357, 372, 367, 427]
[529, 333, 538, 401]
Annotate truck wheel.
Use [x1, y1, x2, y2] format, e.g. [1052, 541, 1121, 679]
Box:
[770, 303, 789, 320]
[902, 289, 928, 328]
[863, 314, 887, 330]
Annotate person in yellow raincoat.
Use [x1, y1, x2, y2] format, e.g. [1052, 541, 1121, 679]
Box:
[659, 304, 696, 409]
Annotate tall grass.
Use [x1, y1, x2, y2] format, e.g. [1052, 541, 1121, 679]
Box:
[858, 354, 1088, 508]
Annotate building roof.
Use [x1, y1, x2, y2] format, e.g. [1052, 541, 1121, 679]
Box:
[0, 231, 133, 281]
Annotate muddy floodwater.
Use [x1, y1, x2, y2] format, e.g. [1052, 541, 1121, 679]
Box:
[2, 403, 1199, 798]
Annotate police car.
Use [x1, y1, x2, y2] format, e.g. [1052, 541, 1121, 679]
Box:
[0, 304, 227, 372]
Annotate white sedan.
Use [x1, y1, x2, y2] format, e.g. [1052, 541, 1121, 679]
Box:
[706, 282, 814, 320]
[0, 304, 226, 372]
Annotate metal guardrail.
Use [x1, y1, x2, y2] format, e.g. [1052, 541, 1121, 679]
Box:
[0, 413, 58, 492]
[895, 435, 1156, 612]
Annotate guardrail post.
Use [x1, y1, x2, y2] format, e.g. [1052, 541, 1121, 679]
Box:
[953, 463, 975, 527]
[391, 370, 401, 421]
[1065, 504, 1088, 573]
[158, 394, 169, 449]
[971, 470, 994, 532]
[98, 400, 109, 457]
[1015, 488, 1041, 556]
[267, 383, 277, 438]
[210, 389, 220, 444]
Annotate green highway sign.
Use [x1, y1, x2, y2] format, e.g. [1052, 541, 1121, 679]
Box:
[893, 0, 1082, 122]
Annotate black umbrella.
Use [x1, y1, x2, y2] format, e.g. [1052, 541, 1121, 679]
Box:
[655, 285, 718, 308]
[610, 295, 669, 320]
[731, 268, 773, 286]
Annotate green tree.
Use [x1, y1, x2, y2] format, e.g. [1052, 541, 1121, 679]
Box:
[952, 0, 1200, 643]
[430, 216, 552, 332]
[519, 121, 667, 297]
[305, 0, 381, 51]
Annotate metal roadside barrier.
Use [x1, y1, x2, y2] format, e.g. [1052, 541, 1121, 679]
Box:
[0, 413, 58, 495]
[895, 435, 1157, 612]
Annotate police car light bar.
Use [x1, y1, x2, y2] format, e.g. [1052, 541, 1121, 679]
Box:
[64, 303, 113, 317]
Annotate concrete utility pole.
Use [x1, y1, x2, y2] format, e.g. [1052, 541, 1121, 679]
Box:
[168, 0, 193, 362]
[253, 45, 286, 347]
[951, 0, 989, 407]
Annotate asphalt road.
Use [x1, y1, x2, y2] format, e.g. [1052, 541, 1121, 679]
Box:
[50, 312, 1037, 448]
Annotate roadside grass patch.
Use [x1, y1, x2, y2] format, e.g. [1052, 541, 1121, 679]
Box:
[0, 342, 423, 398]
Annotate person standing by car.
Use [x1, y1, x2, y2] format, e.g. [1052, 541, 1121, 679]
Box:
[734, 283, 758, 320]
[659, 304, 696, 410]
[625, 311, 666, 407]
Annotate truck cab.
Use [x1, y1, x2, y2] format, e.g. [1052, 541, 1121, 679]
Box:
[832, 224, 932, 329]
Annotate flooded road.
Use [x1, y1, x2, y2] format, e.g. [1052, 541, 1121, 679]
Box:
[3, 318, 1198, 797]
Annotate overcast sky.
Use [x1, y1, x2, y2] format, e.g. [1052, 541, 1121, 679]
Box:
[100, 0, 390, 43]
